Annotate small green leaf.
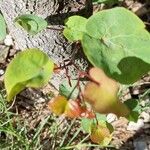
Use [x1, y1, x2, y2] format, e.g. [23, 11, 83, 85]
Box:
[0, 14, 7, 41]
[124, 99, 141, 122]
[96, 113, 107, 122]
[15, 14, 48, 35]
[126, 111, 140, 122]
[124, 99, 141, 112]
[81, 113, 107, 133]
[4, 48, 54, 101]
[63, 16, 88, 41]
[81, 118, 93, 133]
[59, 80, 84, 99]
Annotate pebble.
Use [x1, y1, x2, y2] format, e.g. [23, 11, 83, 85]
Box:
[106, 113, 118, 123]
[0, 69, 4, 75]
[4, 35, 13, 46]
[140, 112, 150, 123]
[141, 100, 146, 107]
[134, 139, 148, 150]
[127, 119, 144, 131]
[37, 97, 46, 103]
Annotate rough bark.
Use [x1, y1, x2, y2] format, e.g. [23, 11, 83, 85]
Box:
[0, 0, 93, 88]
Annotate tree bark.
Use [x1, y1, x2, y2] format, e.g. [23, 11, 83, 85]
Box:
[0, 0, 92, 88]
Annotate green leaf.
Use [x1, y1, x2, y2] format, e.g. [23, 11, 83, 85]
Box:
[81, 113, 107, 133]
[0, 14, 7, 41]
[4, 48, 54, 101]
[124, 99, 141, 112]
[81, 7, 150, 84]
[126, 111, 140, 122]
[59, 80, 84, 99]
[63, 16, 88, 42]
[96, 113, 107, 122]
[81, 118, 93, 133]
[15, 14, 48, 35]
[124, 99, 141, 122]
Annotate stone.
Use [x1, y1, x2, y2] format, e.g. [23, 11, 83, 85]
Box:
[127, 119, 144, 131]
[140, 112, 150, 123]
[4, 35, 14, 46]
[107, 113, 118, 123]
[0, 69, 4, 75]
[0, 46, 9, 63]
[134, 139, 148, 150]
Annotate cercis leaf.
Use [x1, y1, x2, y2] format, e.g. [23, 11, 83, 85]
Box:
[15, 14, 48, 35]
[81, 113, 107, 133]
[4, 48, 54, 101]
[81, 116, 113, 146]
[81, 7, 150, 84]
[59, 79, 84, 99]
[63, 16, 88, 41]
[81, 118, 93, 133]
[90, 121, 113, 146]
[0, 14, 7, 41]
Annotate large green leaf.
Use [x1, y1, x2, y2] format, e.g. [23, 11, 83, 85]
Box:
[0, 14, 7, 41]
[15, 14, 48, 35]
[63, 16, 88, 42]
[4, 48, 54, 101]
[82, 7, 150, 84]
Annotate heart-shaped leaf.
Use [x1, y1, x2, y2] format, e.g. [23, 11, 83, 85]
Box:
[63, 16, 88, 41]
[15, 14, 48, 35]
[81, 7, 150, 84]
[90, 121, 113, 146]
[0, 14, 7, 41]
[4, 48, 54, 101]
[81, 113, 106, 133]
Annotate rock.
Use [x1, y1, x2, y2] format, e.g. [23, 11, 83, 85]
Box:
[0, 69, 4, 75]
[140, 112, 150, 123]
[134, 139, 148, 150]
[37, 97, 46, 103]
[4, 35, 13, 46]
[0, 46, 9, 63]
[127, 119, 144, 131]
[141, 100, 146, 107]
[107, 113, 118, 123]
[143, 123, 150, 129]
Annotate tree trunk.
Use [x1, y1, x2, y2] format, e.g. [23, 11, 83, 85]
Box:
[0, 0, 92, 88]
